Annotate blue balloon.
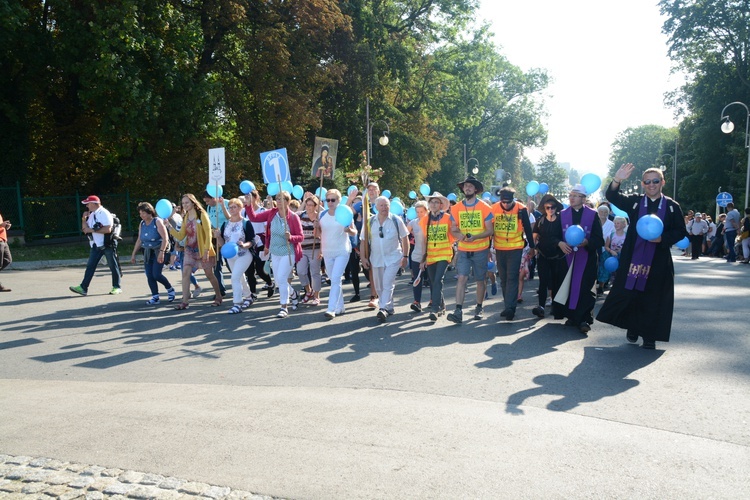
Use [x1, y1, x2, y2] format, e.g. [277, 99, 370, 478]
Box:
[347, 185, 358, 196]
[239, 180, 255, 194]
[676, 236, 689, 249]
[334, 205, 354, 227]
[155, 199, 173, 219]
[604, 256, 619, 272]
[206, 183, 223, 198]
[281, 181, 294, 194]
[292, 185, 304, 200]
[315, 187, 327, 199]
[487, 261, 496, 272]
[565, 225, 585, 247]
[267, 183, 280, 196]
[610, 204, 628, 219]
[390, 199, 404, 216]
[447, 193, 457, 201]
[340, 195, 348, 205]
[406, 207, 418, 220]
[636, 214, 664, 241]
[490, 194, 500, 204]
[526, 181, 540, 197]
[482, 192, 491, 200]
[538, 182, 549, 195]
[382, 189, 392, 199]
[221, 242, 238, 259]
[408, 190, 417, 199]
[581, 173, 602, 194]
[419, 183, 430, 196]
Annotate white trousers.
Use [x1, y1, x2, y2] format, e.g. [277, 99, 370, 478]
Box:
[227, 252, 252, 305]
[324, 253, 349, 314]
[271, 254, 295, 306]
[373, 262, 400, 312]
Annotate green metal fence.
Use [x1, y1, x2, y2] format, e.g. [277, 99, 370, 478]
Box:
[0, 184, 134, 242]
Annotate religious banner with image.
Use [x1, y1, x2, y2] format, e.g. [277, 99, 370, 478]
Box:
[311, 137, 338, 179]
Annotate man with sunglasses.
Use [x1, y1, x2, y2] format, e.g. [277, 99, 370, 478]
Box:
[597, 164, 688, 349]
[490, 187, 536, 321]
[552, 184, 604, 335]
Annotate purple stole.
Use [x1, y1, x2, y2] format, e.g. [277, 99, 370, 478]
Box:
[625, 195, 667, 291]
[561, 206, 596, 309]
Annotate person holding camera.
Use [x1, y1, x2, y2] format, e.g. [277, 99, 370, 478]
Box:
[0, 211, 12, 292]
[69, 195, 122, 296]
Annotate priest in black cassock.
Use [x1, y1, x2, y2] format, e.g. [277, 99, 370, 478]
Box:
[596, 164, 688, 349]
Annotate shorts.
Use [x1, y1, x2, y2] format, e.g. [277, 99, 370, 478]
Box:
[456, 248, 489, 279]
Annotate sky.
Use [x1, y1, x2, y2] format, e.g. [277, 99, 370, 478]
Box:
[478, 0, 683, 176]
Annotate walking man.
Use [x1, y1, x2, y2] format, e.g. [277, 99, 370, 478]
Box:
[0, 212, 12, 292]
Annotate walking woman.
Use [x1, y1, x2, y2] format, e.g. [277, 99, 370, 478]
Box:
[298, 194, 323, 305]
[215, 198, 256, 314]
[407, 200, 428, 312]
[420, 193, 454, 322]
[130, 202, 176, 305]
[531, 193, 567, 319]
[245, 190, 304, 318]
[317, 189, 357, 319]
[166, 193, 222, 310]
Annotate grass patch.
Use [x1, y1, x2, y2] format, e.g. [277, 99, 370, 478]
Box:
[10, 242, 136, 262]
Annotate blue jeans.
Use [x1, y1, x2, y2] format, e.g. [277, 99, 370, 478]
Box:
[144, 250, 173, 295]
[725, 230, 737, 261]
[81, 245, 121, 292]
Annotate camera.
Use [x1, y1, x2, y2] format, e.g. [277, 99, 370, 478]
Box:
[92, 222, 103, 231]
[465, 233, 472, 239]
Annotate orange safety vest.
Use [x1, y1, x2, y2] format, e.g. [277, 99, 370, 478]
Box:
[492, 202, 527, 250]
[420, 212, 454, 264]
[452, 199, 493, 252]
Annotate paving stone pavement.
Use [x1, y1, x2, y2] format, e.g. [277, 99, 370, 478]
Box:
[0, 455, 283, 500]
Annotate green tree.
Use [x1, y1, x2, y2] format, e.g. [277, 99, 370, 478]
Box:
[536, 152, 568, 198]
[607, 125, 676, 193]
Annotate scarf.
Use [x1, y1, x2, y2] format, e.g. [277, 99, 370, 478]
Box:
[560, 206, 596, 308]
[625, 195, 667, 291]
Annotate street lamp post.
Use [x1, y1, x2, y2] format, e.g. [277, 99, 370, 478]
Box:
[467, 158, 479, 176]
[720, 101, 750, 209]
[656, 152, 677, 199]
[366, 98, 390, 167]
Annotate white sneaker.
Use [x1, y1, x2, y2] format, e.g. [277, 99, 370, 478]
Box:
[545, 297, 552, 307]
[192, 287, 203, 299]
[325, 311, 336, 319]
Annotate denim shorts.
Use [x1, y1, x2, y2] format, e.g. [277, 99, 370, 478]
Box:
[456, 248, 489, 279]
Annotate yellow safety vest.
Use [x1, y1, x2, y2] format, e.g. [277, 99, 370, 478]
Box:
[453, 200, 492, 252]
[420, 212, 454, 264]
[492, 202, 526, 250]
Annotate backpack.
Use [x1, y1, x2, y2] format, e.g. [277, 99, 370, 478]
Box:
[367, 214, 403, 241]
[92, 211, 121, 248]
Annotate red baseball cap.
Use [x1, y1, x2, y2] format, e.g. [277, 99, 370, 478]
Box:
[81, 195, 101, 204]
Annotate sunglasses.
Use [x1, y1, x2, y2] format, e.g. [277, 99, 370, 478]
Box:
[643, 179, 661, 185]
[326, 198, 337, 203]
[378, 226, 384, 238]
[545, 205, 555, 210]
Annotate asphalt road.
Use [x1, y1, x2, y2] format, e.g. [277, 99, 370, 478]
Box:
[1, 253, 749, 498]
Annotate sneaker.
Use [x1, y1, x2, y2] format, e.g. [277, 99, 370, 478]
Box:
[491, 282, 498, 295]
[109, 287, 123, 295]
[410, 301, 422, 312]
[367, 297, 378, 309]
[69, 285, 87, 296]
[192, 287, 203, 299]
[377, 309, 387, 323]
[446, 308, 463, 324]
[261, 282, 274, 290]
[474, 305, 484, 320]
[532, 306, 545, 318]
[146, 296, 160, 305]
[429, 312, 438, 322]
[167, 288, 176, 302]
[267, 285, 275, 298]
[545, 297, 552, 307]
[325, 311, 336, 319]
[349, 294, 361, 303]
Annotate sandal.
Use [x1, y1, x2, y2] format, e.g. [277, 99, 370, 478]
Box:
[211, 299, 222, 307]
[276, 308, 288, 318]
[174, 302, 189, 310]
[301, 292, 312, 304]
[241, 297, 254, 309]
[228, 304, 243, 314]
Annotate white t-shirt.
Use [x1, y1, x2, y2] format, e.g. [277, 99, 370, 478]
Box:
[319, 210, 352, 258]
[361, 215, 408, 267]
[86, 206, 114, 248]
[725, 209, 741, 232]
[408, 217, 426, 258]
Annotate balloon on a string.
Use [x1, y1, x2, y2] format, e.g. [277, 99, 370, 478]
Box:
[580, 173, 602, 194]
[281, 180, 294, 194]
[636, 214, 664, 241]
[220, 242, 238, 259]
[565, 225, 585, 247]
[267, 183, 280, 196]
[538, 182, 549, 195]
[447, 193, 457, 201]
[292, 185, 304, 200]
[409, 190, 417, 199]
[482, 192, 491, 200]
[334, 205, 354, 227]
[239, 180, 255, 194]
[526, 181, 540, 197]
[419, 183, 431, 196]
[206, 183, 223, 198]
[610, 204, 628, 219]
[155, 199, 173, 219]
[390, 199, 404, 216]
[487, 261, 496, 272]
[675, 237, 689, 249]
[382, 189, 392, 199]
[315, 187, 327, 199]
[604, 256, 619, 272]
[340, 195, 348, 205]
[406, 207, 417, 220]
[347, 185, 358, 196]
